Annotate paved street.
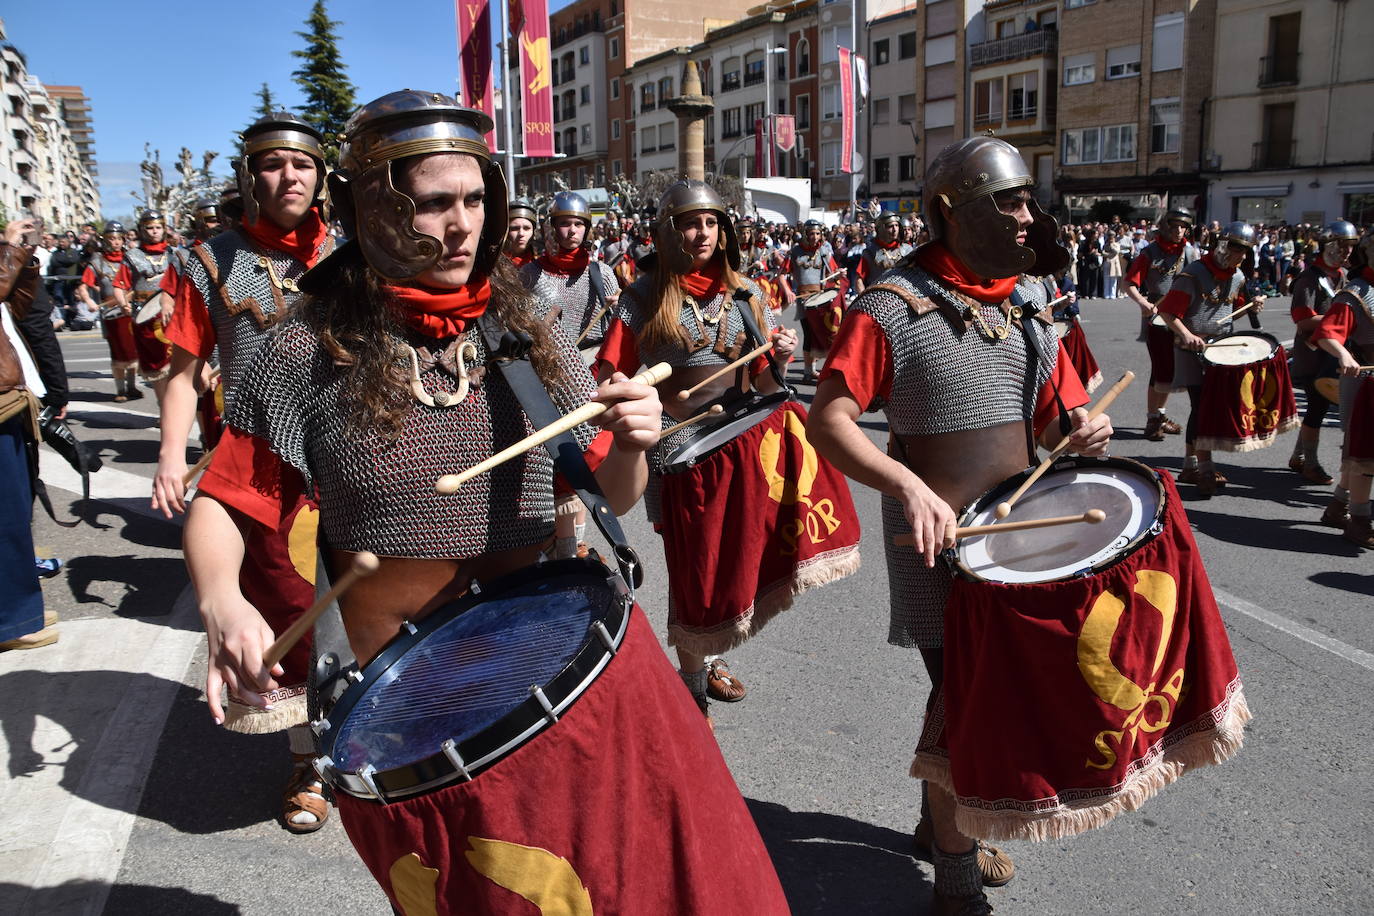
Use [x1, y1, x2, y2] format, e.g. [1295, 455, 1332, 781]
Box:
[2, 298, 1371, 916]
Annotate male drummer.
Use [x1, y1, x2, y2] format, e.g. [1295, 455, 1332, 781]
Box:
[77, 222, 140, 401]
[125, 210, 174, 408]
[153, 112, 335, 834]
[1155, 221, 1264, 497]
[808, 136, 1111, 915]
[852, 211, 914, 294]
[1124, 208, 1199, 440]
[1288, 220, 1358, 486]
[782, 219, 842, 381]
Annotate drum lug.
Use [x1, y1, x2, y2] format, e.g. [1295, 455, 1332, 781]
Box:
[358, 764, 384, 801]
[309, 717, 331, 736]
[441, 739, 474, 782]
[400, 620, 417, 636]
[346, 669, 365, 685]
[590, 619, 617, 654]
[530, 684, 559, 724]
[312, 754, 336, 784]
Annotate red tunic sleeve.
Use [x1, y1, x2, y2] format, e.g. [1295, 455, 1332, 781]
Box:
[196, 426, 306, 530]
[855, 256, 872, 282]
[1156, 288, 1191, 319]
[1124, 251, 1150, 290]
[1033, 341, 1090, 437]
[80, 266, 97, 288]
[592, 316, 640, 380]
[159, 264, 179, 298]
[165, 274, 216, 359]
[1310, 301, 1356, 345]
[818, 310, 893, 409]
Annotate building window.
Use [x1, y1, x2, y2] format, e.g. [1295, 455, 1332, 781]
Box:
[641, 83, 655, 112]
[1343, 193, 1374, 225]
[1106, 45, 1141, 79]
[745, 102, 765, 133]
[722, 107, 742, 138]
[1065, 0, 1096, 8]
[578, 167, 588, 186]
[821, 26, 850, 64]
[1234, 196, 1286, 223]
[795, 39, 811, 76]
[642, 129, 656, 153]
[873, 157, 890, 184]
[1064, 52, 1095, 86]
[659, 124, 675, 150]
[898, 31, 917, 60]
[697, 60, 714, 94]
[897, 93, 917, 124]
[609, 37, 620, 59]
[581, 85, 591, 104]
[1007, 72, 1038, 120]
[611, 159, 622, 176]
[898, 154, 916, 182]
[1152, 14, 1184, 71]
[658, 76, 674, 100]
[796, 94, 811, 129]
[582, 124, 592, 145]
[1061, 124, 1135, 164]
[1062, 128, 1099, 165]
[610, 78, 620, 99]
[821, 140, 840, 177]
[722, 57, 741, 92]
[1103, 124, 1135, 161]
[1261, 12, 1301, 86]
[580, 47, 590, 65]
[871, 97, 890, 125]
[821, 84, 841, 120]
[872, 38, 890, 66]
[744, 51, 765, 87]
[973, 78, 1003, 127]
[1150, 100, 1179, 153]
[612, 118, 621, 140]
[1257, 102, 1296, 168]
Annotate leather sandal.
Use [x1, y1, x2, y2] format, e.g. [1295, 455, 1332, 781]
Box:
[705, 658, 747, 703]
[282, 754, 329, 834]
[913, 819, 1015, 888]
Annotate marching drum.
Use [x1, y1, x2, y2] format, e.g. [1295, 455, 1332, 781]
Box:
[912, 456, 1250, 841]
[662, 390, 789, 475]
[1196, 331, 1299, 451]
[316, 558, 629, 802]
[801, 288, 839, 312]
[134, 298, 163, 325]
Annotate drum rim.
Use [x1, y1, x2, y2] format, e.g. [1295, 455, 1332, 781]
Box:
[1199, 330, 1281, 367]
[802, 288, 839, 307]
[662, 389, 792, 474]
[318, 556, 631, 803]
[949, 455, 1167, 584]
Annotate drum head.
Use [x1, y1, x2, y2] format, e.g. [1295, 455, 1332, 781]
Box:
[804, 289, 838, 308]
[325, 562, 623, 782]
[955, 457, 1165, 584]
[1201, 332, 1279, 367]
[1150, 314, 1167, 329]
[1055, 320, 1073, 339]
[664, 391, 788, 473]
[135, 300, 162, 324]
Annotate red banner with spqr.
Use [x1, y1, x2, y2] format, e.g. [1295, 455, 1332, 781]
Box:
[516, 0, 554, 157]
[456, 0, 496, 148]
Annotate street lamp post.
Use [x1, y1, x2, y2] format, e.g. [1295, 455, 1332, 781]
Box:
[762, 46, 787, 180]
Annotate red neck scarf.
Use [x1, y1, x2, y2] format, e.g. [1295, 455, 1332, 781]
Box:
[1154, 237, 1185, 256]
[388, 277, 492, 340]
[537, 246, 590, 276]
[877, 239, 901, 250]
[800, 240, 821, 254]
[505, 249, 534, 269]
[1315, 254, 1344, 278]
[103, 251, 125, 263]
[242, 208, 329, 266]
[142, 241, 169, 254]
[678, 259, 725, 300]
[916, 242, 1019, 303]
[1200, 251, 1235, 280]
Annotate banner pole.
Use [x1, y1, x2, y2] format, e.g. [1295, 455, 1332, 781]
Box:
[499, 0, 519, 185]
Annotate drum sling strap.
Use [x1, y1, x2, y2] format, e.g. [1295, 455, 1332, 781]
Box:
[1013, 287, 1072, 465]
[476, 312, 644, 590]
[731, 286, 796, 397]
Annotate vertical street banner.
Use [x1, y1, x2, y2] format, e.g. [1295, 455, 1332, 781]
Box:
[515, 0, 554, 157]
[773, 114, 797, 153]
[756, 115, 797, 177]
[838, 46, 855, 173]
[753, 120, 769, 178]
[456, 0, 496, 147]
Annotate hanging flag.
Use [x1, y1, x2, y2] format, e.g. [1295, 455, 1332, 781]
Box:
[754, 119, 768, 178]
[456, 0, 496, 147]
[838, 46, 855, 173]
[773, 114, 796, 153]
[517, 0, 554, 157]
[854, 53, 870, 101]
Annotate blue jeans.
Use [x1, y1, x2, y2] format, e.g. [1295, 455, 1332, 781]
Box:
[0, 417, 43, 641]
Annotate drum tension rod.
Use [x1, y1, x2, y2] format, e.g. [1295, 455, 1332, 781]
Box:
[530, 685, 560, 724]
[358, 764, 384, 801]
[591, 619, 617, 653]
[309, 717, 331, 736]
[441, 739, 474, 782]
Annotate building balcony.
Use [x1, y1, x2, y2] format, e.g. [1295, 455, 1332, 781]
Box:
[1257, 55, 1299, 89]
[1252, 140, 1295, 170]
[970, 29, 1057, 68]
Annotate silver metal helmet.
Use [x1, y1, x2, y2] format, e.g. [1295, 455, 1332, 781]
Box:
[652, 179, 740, 274]
[1212, 221, 1256, 261]
[327, 89, 508, 283]
[508, 199, 538, 226]
[1164, 206, 1195, 227]
[235, 111, 327, 227]
[1321, 219, 1359, 264]
[136, 209, 165, 242]
[548, 191, 592, 228]
[923, 135, 1067, 278]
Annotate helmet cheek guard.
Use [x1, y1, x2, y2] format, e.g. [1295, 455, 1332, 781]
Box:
[944, 193, 1035, 279]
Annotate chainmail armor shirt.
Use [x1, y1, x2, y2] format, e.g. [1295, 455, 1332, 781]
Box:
[1141, 241, 1199, 300]
[226, 316, 599, 559]
[788, 243, 834, 288]
[861, 242, 914, 280]
[184, 229, 325, 411]
[1167, 259, 1245, 389]
[614, 275, 775, 522]
[852, 266, 1056, 649]
[124, 247, 169, 298]
[521, 260, 618, 345]
[87, 257, 122, 303]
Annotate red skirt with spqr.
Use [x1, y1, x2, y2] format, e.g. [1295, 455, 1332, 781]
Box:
[134, 317, 173, 377]
[1059, 319, 1102, 394]
[1348, 376, 1374, 471]
[104, 314, 138, 365]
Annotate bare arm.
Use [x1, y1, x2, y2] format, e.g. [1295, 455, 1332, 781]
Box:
[1317, 337, 1361, 374]
[152, 346, 206, 517]
[1122, 281, 1154, 315]
[588, 372, 660, 514]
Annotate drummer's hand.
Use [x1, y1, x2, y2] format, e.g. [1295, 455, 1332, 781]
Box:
[1175, 328, 1205, 352]
[1065, 406, 1114, 456]
[1066, 291, 1078, 305]
[1250, 295, 1266, 314]
[201, 593, 282, 725]
[593, 371, 661, 452]
[898, 477, 957, 569]
[772, 328, 799, 360]
[1338, 352, 1362, 377]
[160, 295, 174, 325]
[152, 455, 190, 517]
[1139, 302, 1156, 319]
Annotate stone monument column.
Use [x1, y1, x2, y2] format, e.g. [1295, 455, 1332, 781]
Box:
[666, 60, 714, 181]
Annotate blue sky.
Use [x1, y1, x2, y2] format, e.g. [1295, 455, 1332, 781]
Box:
[3, 0, 573, 217]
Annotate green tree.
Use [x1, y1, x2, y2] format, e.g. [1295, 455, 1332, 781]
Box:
[254, 83, 277, 119]
[291, 0, 356, 165]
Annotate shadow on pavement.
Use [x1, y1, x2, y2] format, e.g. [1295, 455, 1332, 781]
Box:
[0, 881, 240, 915]
[747, 798, 932, 914]
[63, 554, 191, 626]
[85, 436, 162, 466]
[1309, 570, 1374, 597]
[1184, 508, 1341, 555]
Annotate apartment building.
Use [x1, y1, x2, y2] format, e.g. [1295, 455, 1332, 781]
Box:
[0, 29, 99, 230]
[864, 6, 920, 212]
[1053, 0, 1212, 222]
[1203, 0, 1374, 226]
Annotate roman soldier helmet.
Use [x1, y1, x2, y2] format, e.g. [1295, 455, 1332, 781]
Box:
[548, 191, 593, 229]
[1321, 219, 1359, 264]
[923, 135, 1067, 277]
[190, 198, 224, 238]
[508, 199, 538, 226]
[1164, 206, 1195, 227]
[235, 110, 328, 226]
[802, 218, 823, 233]
[653, 179, 739, 274]
[136, 209, 165, 242]
[322, 89, 507, 283]
[1212, 221, 1256, 261]
[875, 211, 902, 235]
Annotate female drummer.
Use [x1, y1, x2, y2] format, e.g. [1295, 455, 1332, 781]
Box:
[184, 92, 787, 914]
[502, 198, 538, 268]
[595, 180, 860, 717]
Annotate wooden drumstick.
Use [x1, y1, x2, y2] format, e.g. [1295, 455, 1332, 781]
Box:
[892, 509, 1106, 546]
[182, 448, 216, 487]
[436, 362, 673, 493]
[994, 370, 1134, 519]
[575, 298, 614, 345]
[675, 336, 778, 402]
[262, 551, 380, 670]
[1045, 294, 1070, 311]
[661, 404, 724, 437]
[1221, 300, 1257, 323]
[1202, 341, 1252, 348]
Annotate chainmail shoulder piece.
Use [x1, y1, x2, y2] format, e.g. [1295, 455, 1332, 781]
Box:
[1169, 259, 1245, 338]
[226, 315, 599, 559]
[124, 247, 170, 297]
[1140, 241, 1199, 300]
[520, 260, 618, 345]
[849, 266, 1057, 436]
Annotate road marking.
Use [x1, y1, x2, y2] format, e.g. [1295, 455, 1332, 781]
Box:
[38, 444, 178, 524]
[62, 357, 116, 364]
[1214, 586, 1374, 673]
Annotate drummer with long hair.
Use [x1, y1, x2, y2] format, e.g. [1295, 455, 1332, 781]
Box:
[595, 179, 861, 718]
[183, 92, 788, 914]
[501, 198, 538, 268]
